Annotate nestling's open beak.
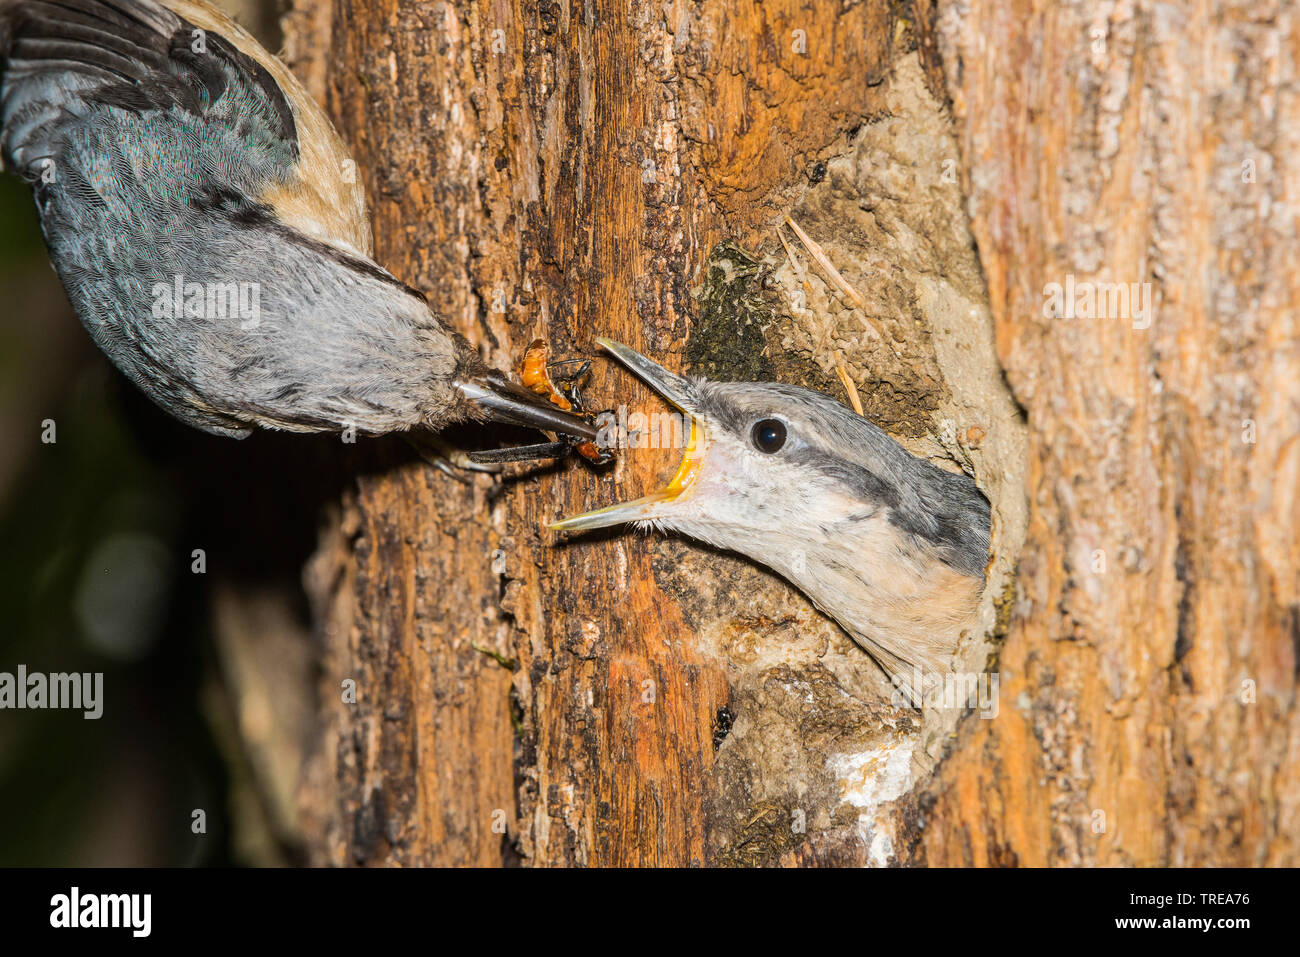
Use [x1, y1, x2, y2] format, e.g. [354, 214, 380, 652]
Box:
[550, 338, 706, 531]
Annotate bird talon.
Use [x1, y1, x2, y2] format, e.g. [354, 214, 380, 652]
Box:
[407, 437, 503, 479]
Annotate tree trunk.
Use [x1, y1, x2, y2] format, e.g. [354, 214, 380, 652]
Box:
[268, 0, 1298, 866]
[891, 0, 1300, 867]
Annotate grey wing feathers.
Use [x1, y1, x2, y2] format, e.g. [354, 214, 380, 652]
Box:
[0, 0, 297, 182]
[0, 0, 460, 439]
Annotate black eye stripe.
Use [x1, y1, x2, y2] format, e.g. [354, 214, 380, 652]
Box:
[750, 418, 787, 453]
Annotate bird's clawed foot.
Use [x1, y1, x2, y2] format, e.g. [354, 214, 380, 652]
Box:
[407, 435, 504, 481]
[465, 441, 573, 466]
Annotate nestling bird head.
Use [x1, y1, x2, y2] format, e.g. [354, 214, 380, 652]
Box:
[554, 339, 991, 693]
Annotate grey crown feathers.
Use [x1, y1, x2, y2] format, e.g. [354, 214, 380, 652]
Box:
[689, 378, 990, 579]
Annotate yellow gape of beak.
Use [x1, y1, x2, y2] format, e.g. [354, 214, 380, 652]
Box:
[662, 417, 705, 497]
[550, 339, 706, 532]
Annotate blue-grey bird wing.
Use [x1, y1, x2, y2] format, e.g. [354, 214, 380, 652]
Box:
[0, 0, 306, 434]
[1, 0, 297, 191]
[0, 0, 456, 437]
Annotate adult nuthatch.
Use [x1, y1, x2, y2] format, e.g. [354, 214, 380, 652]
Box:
[0, 0, 598, 447]
[554, 340, 991, 702]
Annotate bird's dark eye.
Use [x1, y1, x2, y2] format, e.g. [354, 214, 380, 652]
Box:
[750, 418, 787, 453]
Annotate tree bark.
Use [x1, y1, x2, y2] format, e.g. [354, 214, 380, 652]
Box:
[270, 0, 1299, 866]
[891, 0, 1300, 867]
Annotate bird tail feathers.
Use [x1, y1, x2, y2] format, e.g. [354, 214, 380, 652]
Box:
[0, 0, 178, 175]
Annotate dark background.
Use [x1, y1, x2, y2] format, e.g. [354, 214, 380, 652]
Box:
[0, 0, 310, 866]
